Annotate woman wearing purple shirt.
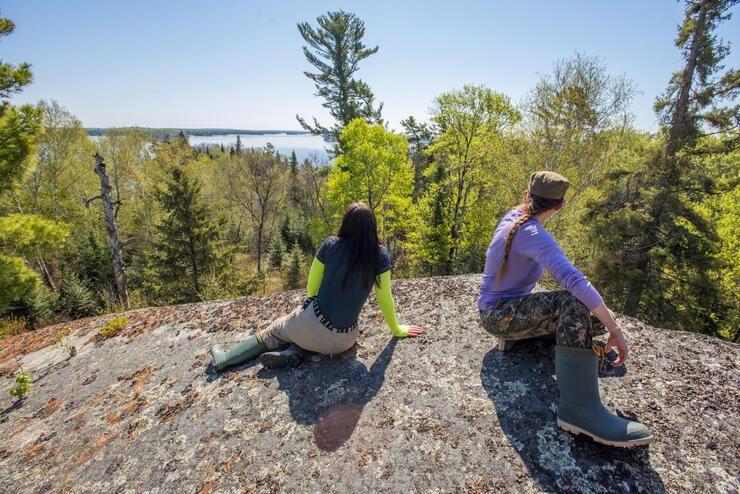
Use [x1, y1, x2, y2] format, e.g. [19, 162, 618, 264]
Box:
[479, 171, 653, 447]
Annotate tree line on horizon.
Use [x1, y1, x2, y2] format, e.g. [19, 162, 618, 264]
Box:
[0, 3, 737, 341]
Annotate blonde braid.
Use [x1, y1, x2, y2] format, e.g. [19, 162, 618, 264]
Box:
[496, 194, 562, 285]
[496, 213, 532, 284]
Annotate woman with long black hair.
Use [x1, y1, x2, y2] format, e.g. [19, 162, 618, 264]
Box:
[478, 171, 653, 447]
[211, 202, 423, 370]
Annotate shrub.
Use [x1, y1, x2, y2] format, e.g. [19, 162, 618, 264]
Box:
[9, 372, 33, 400]
[30, 284, 59, 326]
[0, 315, 28, 339]
[97, 316, 127, 339]
[60, 275, 99, 320]
[53, 326, 76, 357]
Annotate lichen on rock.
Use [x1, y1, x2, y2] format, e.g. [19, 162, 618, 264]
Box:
[0, 275, 738, 493]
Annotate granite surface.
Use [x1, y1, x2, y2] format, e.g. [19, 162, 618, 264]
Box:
[0, 274, 738, 493]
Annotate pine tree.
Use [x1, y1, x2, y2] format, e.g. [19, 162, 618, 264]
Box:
[296, 11, 383, 142]
[585, 0, 738, 336]
[268, 234, 286, 270]
[0, 16, 67, 312]
[288, 150, 300, 207]
[283, 242, 303, 289]
[152, 167, 224, 302]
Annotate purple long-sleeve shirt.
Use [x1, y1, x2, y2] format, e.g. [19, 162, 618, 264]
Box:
[478, 208, 603, 311]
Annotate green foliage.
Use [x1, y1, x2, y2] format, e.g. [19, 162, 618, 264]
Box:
[296, 10, 383, 142]
[278, 209, 313, 253]
[58, 232, 115, 291]
[284, 242, 304, 289]
[0, 213, 68, 312]
[98, 316, 127, 337]
[151, 167, 226, 303]
[327, 119, 414, 242]
[218, 147, 284, 273]
[0, 103, 41, 195]
[0, 214, 70, 258]
[400, 116, 434, 202]
[0, 314, 28, 339]
[9, 372, 33, 400]
[197, 266, 260, 301]
[288, 150, 301, 207]
[59, 274, 99, 320]
[0, 18, 33, 99]
[0, 254, 39, 312]
[408, 162, 452, 275]
[268, 233, 286, 270]
[584, 0, 738, 338]
[427, 85, 521, 271]
[29, 284, 59, 327]
[53, 326, 76, 357]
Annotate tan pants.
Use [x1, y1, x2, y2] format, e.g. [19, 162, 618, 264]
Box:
[257, 299, 360, 355]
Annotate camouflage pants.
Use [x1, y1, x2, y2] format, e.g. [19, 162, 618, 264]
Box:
[479, 290, 598, 349]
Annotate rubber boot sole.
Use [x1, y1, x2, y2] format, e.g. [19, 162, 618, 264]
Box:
[259, 352, 302, 369]
[557, 418, 655, 447]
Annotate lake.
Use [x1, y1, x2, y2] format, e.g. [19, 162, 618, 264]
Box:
[90, 132, 331, 164]
[188, 133, 330, 164]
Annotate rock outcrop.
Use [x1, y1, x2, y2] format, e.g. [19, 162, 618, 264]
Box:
[1, 275, 738, 493]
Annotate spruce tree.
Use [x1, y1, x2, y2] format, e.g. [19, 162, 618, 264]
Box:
[152, 167, 224, 302]
[283, 242, 303, 289]
[288, 150, 300, 207]
[235, 135, 242, 156]
[268, 234, 286, 270]
[585, 0, 738, 336]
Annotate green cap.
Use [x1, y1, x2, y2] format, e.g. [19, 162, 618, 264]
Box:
[528, 171, 569, 200]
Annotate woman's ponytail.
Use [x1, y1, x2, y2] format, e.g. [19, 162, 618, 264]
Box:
[496, 194, 563, 285]
[497, 213, 532, 284]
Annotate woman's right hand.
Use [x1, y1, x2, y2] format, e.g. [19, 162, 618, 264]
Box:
[394, 324, 424, 338]
[605, 326, 629, 366]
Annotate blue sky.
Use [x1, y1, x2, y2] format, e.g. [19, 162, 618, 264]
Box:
[2, 0, 738, 132]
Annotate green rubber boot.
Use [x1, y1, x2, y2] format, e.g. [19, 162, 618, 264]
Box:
[210, 335, 267, 371]
[259, 343, 306, 369]
[555, 345, 654, 447]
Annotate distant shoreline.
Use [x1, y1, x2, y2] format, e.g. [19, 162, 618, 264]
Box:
[85, 128, 312, 137]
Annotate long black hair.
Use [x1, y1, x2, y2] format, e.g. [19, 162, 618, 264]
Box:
[337, 202, 383, 290]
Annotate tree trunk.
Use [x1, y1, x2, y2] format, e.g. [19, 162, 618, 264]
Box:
[256, 225, 263, 273]
[89, 153, 130, 309]
[667, 0, 708, 161]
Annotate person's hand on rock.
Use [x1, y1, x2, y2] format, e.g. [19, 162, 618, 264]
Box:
[396, 324, 424, 338]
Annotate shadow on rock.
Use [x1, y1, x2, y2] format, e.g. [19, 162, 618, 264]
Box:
[257, 338, 398, 451]
[480, 339, 665, 493]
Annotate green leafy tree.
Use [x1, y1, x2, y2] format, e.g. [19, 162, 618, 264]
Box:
[219, 147, 284, 273]
[296, 10, 383, 143]
[509, 54, 637, 267]
[151, 167, 225, 302]
[585, 0, 738, 336]
[428, 85, 521, 270]
[326, 119, 413, 242]
[400, 116, 434, 203]
[408, 161, 452, 275]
